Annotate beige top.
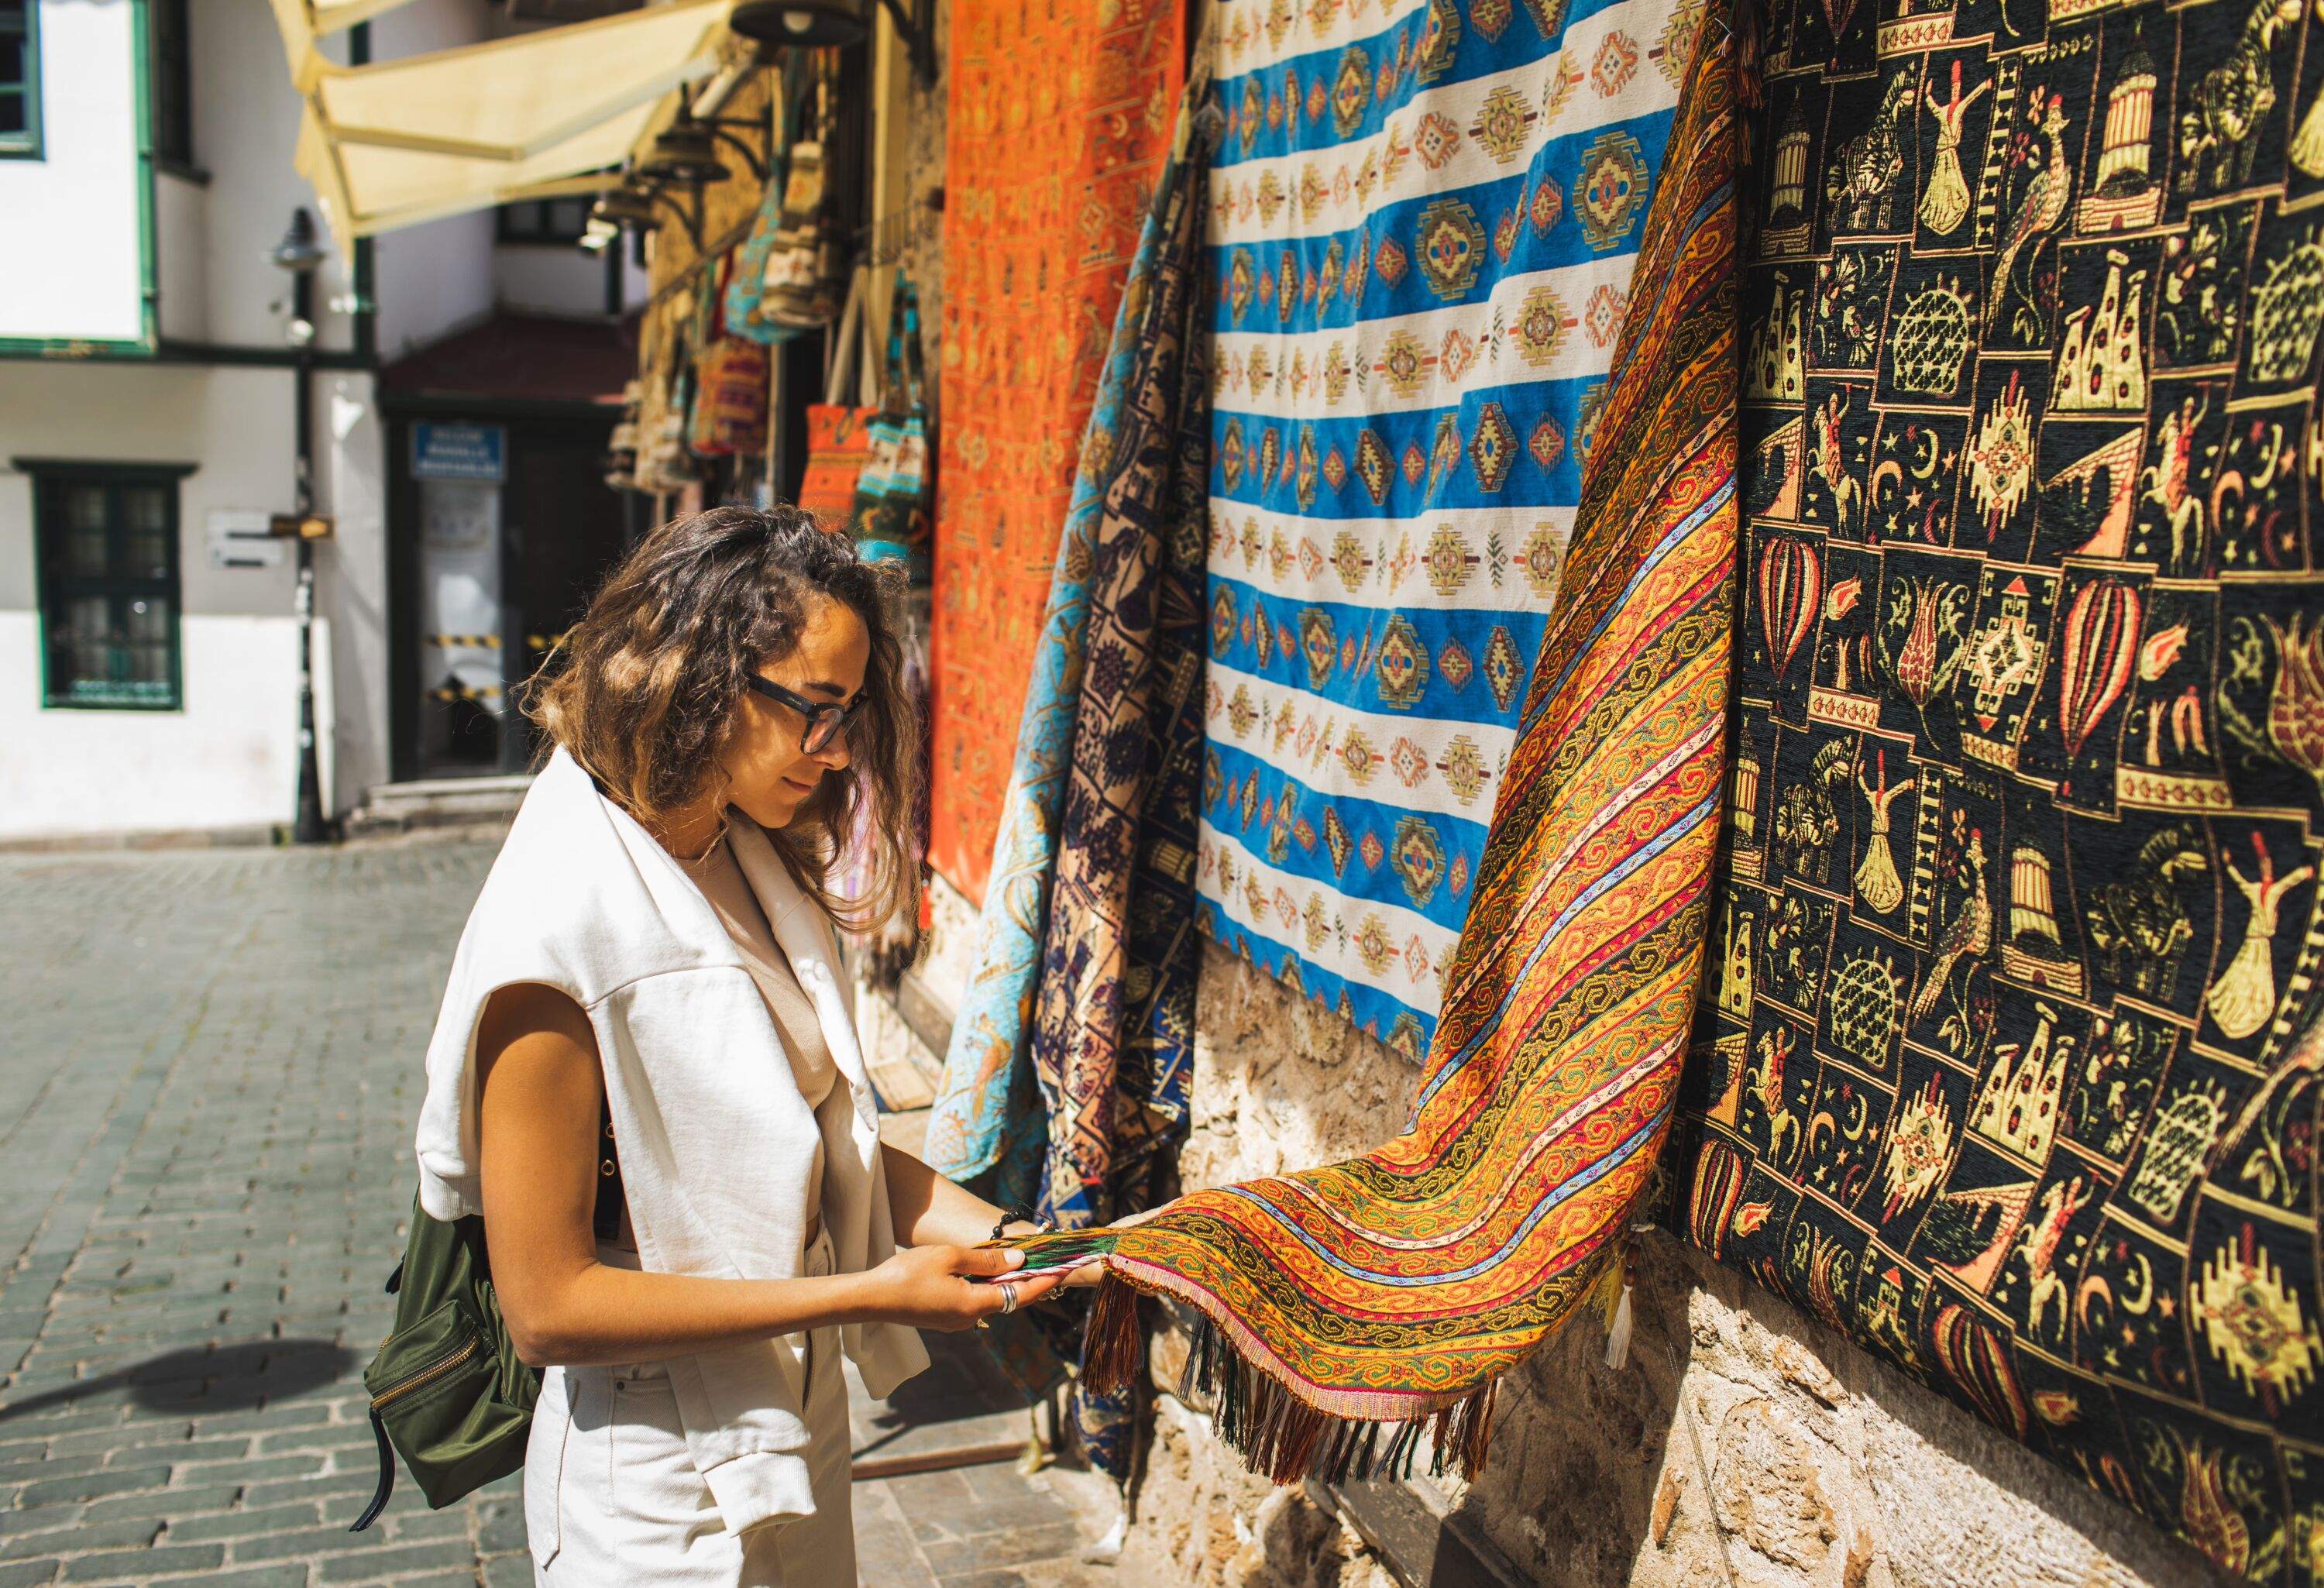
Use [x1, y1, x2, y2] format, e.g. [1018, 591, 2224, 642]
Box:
[682, 832, 837, 1239]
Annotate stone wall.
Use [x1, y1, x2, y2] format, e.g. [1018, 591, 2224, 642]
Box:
[1107, 944, 2241, 1588]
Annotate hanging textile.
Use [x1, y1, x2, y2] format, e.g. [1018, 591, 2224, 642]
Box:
[1018, 9, 1742, 1483]
[1666, 0, 2324, 1577]
[1191, 0, 1703, 1061]
[1016, 79, 1219, 1486]
[924, 64, 1212, 1191]
[927, 0, 1188, 900]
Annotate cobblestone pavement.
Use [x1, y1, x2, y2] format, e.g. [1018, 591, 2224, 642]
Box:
[0, 839, 1122, 1587]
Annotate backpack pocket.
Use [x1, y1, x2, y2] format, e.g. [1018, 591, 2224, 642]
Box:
[365, 1297, 531, 1510]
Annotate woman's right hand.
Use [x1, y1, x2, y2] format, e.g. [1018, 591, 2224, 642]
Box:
[858, 1243, 1073, 1332]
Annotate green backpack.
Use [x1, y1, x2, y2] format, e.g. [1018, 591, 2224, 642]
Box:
[350, 1105, 621, 1531]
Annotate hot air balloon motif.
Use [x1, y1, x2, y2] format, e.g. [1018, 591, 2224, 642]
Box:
[2058, 577, 2142, 759]
[1758, 537, 1823, 682]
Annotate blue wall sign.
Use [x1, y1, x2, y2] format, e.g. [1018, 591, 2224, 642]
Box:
[411, 423, 506, 483]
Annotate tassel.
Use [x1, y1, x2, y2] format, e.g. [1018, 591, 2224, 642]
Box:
[1081, 1276, 1143, 1391]
[1087, 1277, 1512, 1488]
[1601, 1242, 1639, 1371]
[1604, 1276, 1635, 1370]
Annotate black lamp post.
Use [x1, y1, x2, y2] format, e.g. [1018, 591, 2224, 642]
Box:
[273, 208, 330, 846]
[727, 0, 933, 83]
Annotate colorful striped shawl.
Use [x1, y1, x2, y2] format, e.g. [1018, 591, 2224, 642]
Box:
[1016, 14, 1743, 1482]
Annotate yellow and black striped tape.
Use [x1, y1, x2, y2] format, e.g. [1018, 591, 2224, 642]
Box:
[427, 682, 503, 703]
[424, 633, 502, 650]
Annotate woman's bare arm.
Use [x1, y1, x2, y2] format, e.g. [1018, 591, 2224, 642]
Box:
[879, 1140, 1019, 1249]
[474, 982, 1064, 1367]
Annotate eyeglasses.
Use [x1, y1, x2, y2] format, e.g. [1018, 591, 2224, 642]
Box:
[744, 675, 865, 754]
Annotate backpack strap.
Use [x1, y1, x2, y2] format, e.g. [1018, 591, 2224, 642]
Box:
[349, 1411, 396, 1532]
[354, 1102, 624, 1535]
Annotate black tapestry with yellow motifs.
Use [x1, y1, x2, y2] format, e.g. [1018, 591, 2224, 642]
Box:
[1675, 0, 2324, 1576]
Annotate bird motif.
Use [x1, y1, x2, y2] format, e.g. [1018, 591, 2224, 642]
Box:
[1912, 828, 1991, 1023]
[1986, 95, 2072, 333]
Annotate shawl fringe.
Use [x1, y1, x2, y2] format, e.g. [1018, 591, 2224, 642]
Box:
[1080, 1274, 1501, 1487]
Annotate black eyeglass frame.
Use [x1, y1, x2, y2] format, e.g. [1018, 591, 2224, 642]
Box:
[744, 674, 865, 754]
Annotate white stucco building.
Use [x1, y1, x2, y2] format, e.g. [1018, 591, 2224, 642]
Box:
[0, 0, 644, 840]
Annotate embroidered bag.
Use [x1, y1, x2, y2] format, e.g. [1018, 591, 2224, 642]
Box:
[799, 269, 878, 530]
[757, 71, 845, 332]
[849, 273, 929, 562]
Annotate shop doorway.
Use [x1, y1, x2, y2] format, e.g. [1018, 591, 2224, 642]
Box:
[387, 413, 637, 781]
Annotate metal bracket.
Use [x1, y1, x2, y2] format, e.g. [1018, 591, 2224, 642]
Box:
[645, 183, 706, 252]
[702, 115, 773, 184]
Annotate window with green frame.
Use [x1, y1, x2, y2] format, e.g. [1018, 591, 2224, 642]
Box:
[0, 0, 39, 159]
[29, 466, 191, 710]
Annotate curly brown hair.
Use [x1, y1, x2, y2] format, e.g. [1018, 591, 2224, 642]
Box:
[525, 504, 920, 937]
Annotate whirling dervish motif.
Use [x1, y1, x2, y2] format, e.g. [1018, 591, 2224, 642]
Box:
[1920, 62, 1989, 235]
[2207, 835, 2314, 1040]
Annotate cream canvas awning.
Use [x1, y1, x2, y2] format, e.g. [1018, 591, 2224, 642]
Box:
[266, 0, 421, 83]
[277, 0, 733, 242]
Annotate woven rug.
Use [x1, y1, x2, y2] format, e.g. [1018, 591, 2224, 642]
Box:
[927, 0, 1185, 902]
[1013, 13, 1741, 1480]
[1669, 0, 2324, 1576]
[1191, 0, 1702, 1060]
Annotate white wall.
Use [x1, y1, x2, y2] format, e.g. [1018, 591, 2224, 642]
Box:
[0, 0, 145, 345]
[494, 244, 642, 318]
[0, 360, 356, 838]
[0, 610, 324, 835]
[189, 0, 339, 352]
[153, 171, 208, 343]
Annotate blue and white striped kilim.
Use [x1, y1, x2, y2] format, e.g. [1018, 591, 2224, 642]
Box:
[1195, 0, 1697, 1056]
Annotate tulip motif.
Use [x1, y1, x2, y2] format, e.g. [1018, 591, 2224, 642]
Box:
[2261, 613, 2324, 795]
[1884, 577, 1968, 713]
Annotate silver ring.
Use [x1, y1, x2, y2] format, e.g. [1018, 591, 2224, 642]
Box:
[998, 1280, 1020, 1316]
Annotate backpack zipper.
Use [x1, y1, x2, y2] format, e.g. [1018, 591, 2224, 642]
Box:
[371, 1335, 480, 1411]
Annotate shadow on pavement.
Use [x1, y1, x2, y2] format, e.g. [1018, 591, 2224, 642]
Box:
[851, 1325, 1057, 1466]
[0, 1337, 358, 1425]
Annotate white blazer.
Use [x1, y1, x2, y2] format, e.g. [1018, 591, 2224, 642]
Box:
[413, 746, 930, 1535]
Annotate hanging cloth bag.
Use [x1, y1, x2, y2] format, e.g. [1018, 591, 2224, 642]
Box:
[693, 338, 771, 457]
[724, 63, 823, 344]
[799, 269, 879, 530]
[638, 296, 699, 494]
[848, 273, 930, 564]
[758, 70, 847, 332]
[691, 260, 772, 458]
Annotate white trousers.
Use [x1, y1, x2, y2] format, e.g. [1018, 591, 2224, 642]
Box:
[527, 1228, 854, 1587]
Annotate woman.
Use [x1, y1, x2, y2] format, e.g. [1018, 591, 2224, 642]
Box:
[410, 506, 1094, 1586]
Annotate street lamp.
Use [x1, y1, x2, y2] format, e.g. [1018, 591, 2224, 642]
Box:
[727, 0, 933, 84]
[273, 207, 329, 846]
